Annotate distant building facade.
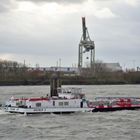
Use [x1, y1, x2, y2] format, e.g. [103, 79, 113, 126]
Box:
[28, 66, 79, 73]
[104, 63, 122, 72]
[28, 63, 122, 75]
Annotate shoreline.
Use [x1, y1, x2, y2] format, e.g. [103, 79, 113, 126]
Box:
[0, 79, 139, 86]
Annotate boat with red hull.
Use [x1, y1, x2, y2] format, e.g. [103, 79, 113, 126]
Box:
[91, 97, 140, 112]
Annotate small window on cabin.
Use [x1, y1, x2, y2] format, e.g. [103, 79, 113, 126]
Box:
[16, 102, 20, 106]
[57, 88, 61, 93]
[36, 103, 41, 107]
[59, 102, 63, 106]
[64, 102, 69, 106]
[53, 101, 55, 106]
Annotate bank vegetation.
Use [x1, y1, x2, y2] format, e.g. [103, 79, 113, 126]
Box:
[0, 59, 140, 85]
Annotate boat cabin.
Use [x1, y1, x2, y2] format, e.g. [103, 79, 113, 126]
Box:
[57, 87, 85, 99]
[5, 87, 88, 109]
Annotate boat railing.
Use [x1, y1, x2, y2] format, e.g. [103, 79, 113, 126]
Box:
[57, 87, 82, 95]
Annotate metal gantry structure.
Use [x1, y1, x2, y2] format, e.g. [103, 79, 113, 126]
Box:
[78, 17, 95, 68]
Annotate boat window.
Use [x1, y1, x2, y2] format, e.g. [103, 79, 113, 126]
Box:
[53, 101, 55, 106]
[57, 88, 61, 93]
[36, 103, 41, 107]
[59, 102, 63, 106]
[16, 102, 20, 106]
[64, 102, 69, 106]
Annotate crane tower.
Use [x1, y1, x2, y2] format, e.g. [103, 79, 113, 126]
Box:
[78, 17, 95, 68]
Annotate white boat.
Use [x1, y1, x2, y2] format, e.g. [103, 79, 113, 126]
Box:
[3, 87, 94, 114]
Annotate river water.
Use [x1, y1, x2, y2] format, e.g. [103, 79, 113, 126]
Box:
[0, 85, 140, 140]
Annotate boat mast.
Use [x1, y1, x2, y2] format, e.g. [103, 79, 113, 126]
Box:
[50, 72, 61, 97]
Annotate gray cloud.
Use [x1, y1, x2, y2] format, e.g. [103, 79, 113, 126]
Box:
[111, 2, 140, 21]
[0, 0, 11, 12]
[0, 0, 140, 68]
[0, 0, 18, 13]
[16, 0, 85, 4]
[87, 1, 140, 68]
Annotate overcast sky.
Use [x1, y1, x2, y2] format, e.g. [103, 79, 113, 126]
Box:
[0, 0, 140, 69]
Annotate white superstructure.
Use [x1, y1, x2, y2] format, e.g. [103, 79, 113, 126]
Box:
[3, 87, 94, 114]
